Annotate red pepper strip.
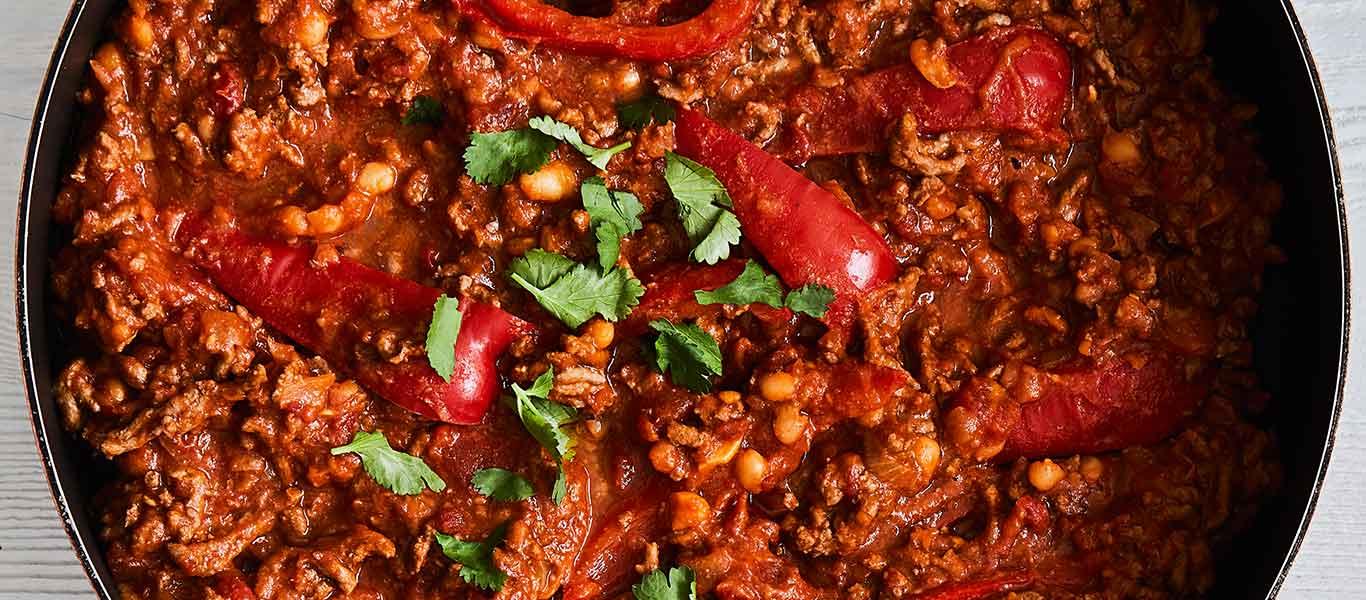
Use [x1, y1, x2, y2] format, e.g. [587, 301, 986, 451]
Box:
[947, 349, 1206, 462]
[562, 480, 669, 600]
[622, 260, 792, 335]
[211, 571, 257, 600]
[908, 572, 1034, 600]
[777, 26, 1071, 161]
[673, 107, 899, 333]
[176, 219, 533, 424]
[454, 0, 758, 61]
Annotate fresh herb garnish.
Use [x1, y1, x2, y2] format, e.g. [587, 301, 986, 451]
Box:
[694, 260, 784, 308]
[618, 95, 676, 130]
[693, 261, 836, 318]
[402, 95, 444, 126]
[648, 319, 723, 393]
[664, 152, 741, 265]
[330, 431, 446, 495]
[471, 468, 535, 501]
[464, 128, 558, 186]
[425, 295, 463, 382]
[509, 368, 577, 503]
[581, 177, 645, 269]
[784, 284, 836, 318]
[508, 249, 644, 329]
[435, 525, 508, 591]
[529, 116, 632, 170]
[633, 566, 697, 600]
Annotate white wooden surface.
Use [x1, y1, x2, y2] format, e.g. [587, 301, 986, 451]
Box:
[0, 1, 1363, 597]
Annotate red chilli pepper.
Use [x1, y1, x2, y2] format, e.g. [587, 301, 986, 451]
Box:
[947, 350, 1206, 462]
[908, 572, 1034, 600]
[623, 260, 793, 335]
[674, 107, 899, 332]
[177, 218, 533, 424]
[778, 26, 1071, 161]
[455, 0, 758, 61]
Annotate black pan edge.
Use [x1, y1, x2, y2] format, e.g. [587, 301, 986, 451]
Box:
[17, 0, 115, 598]
[12, 1, 1348, 599]
[1257, 1, 1351, 596]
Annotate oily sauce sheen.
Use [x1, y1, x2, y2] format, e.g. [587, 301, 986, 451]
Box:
[51, 0, 1284, 598]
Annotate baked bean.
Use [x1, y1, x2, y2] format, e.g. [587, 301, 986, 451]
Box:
[1028, 459, 1065, 491]
[669, 492, 711, 530]
[759, 372, 796, 402]
[127, 16, 154, 51]
[296, 9, 330, 47]
[518, 161, 577, 202]
[911, 436, 941, 475]
[910, 38, 957, 89]
[1080, 456, 1105, 482]
[585, 320, 615, 349]
[735, 449, 768, 492]
[1103, 131, 1142, 165]
[355, 162, 397, 195]
[772, 403, 808, 445]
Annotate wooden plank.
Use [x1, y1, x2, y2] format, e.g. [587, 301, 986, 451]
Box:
[0, 0, 1362, 597]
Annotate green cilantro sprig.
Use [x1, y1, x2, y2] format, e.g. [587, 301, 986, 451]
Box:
[693, 260, 835, 318]
[425, 295, 463, 382]
[648, 319, 723, 393]
[509, 368, 577, 503]
[581, 177, 644, 269]
[435, 524, 508, 591]
[664, 152, 741, 265]
[529, 116, 632, 170]
[402, 96, 444, 126]
[784, 284, 836, 318]
[633, 566, 697, 600]
[331, 431, 446, 495]
[618, 95, 676, 130]
[464, 117, 632, 186]
[471, 468, 534, 502]
[508, 249, 644, 329]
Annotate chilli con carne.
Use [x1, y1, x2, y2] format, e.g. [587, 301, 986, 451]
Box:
[50, 0, 1284, 598]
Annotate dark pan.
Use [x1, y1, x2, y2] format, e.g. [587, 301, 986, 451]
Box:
[15, 1, 1348, 598]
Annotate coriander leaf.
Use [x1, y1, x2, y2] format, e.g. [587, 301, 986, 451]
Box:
[633, 566, 697, 600]
[510, 368, 577, 463]
[331, 431, 446, 495]
[665, 152, 740, 264]
[509, 369, 578, 505]
[529, 116, 631, 170]
[464, 128, 558, 186]
[509, 257, 644, 328]
[694, 260, 784, 308]
[509, 249, 577, 289]
[471, 468, 534, 501]
[784, 284, 836, 318]
[582, 177, 645, 269]
[402, 95, 444, 126]
[552, 465, 568, 504]
[425, 295, 463, 382]
[618, 95, 676, 130]
[649, 319, 723, 393]
[435, 525, 508, 591]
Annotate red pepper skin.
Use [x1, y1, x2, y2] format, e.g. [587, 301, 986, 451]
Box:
[909, 572, 1033, 600]
[177, 219, 533, 424]
[779, 27, 1071, 161]
[562, 481, 669, 600]
[947, 350, 1205, 462]
[674, 108, 899, 332]
[455, 0, 758, 61]
[624, 260, 793, 335]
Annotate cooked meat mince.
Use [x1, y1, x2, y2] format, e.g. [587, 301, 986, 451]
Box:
[51, 0, 1285, 598]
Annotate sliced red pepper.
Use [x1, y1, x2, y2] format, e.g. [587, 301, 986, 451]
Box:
[674, 107, 899, 333]
[909, 572, 1033, 600]
[777, 26, 1071, 161]
[946, 349, 1206, 462]
[623, 260, 793, 335]
[562, 480, 669, 600]
[176, 218, 533, 424]
[455, 0, 758, 61]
